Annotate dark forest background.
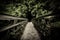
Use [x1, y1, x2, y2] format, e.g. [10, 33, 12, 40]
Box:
[0, 0, 60, 40]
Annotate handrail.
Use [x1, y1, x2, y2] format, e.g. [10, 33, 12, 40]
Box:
[0, 15, 28, 21]
[37, 13, 53, 19]
[0, 13, 54, 32]
[0, 21, 27, 32]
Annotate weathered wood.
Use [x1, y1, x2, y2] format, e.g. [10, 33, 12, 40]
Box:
[0, 21, 27, 32]
[37, 13, 54, 19]
[0, 15, 28, 21]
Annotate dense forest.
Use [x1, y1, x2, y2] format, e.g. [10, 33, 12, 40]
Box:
[0, 0, 60, 40]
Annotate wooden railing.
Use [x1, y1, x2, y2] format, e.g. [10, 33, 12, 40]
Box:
[0, 15, 28, 32]
[0, 15, 28, 20]
[0, 21, 27, 32]
[0, 13, 54, 32]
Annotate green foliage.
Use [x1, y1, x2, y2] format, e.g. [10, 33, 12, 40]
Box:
[51, 21, 60, 27]
[4, 4, 22, 17]
[1, 0, 52, 38]
[0, 0, 60, 40]
[3, 0, 52, 18]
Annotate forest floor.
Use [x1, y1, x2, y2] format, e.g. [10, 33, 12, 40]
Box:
[21, 22, 41, 40]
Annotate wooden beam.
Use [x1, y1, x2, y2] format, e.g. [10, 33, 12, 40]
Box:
[0, 15, 28, 21]
[37, 13, 54, 19]
[0, 21, 27, 32]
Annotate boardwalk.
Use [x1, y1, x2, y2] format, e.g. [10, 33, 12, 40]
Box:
[21, 22, 41, 40]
